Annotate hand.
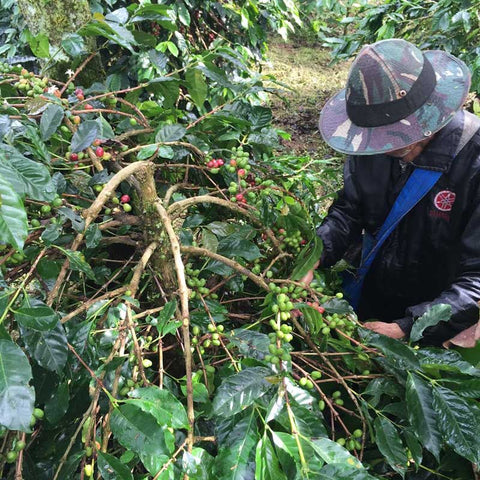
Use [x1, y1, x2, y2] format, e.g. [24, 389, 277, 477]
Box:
[298, 261, 320, 286]
[363, 321, 405, 339]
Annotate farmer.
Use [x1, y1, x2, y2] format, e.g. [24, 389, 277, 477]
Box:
[306, 38, 480, 345]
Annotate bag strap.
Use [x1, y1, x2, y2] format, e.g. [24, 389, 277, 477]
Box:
[359, 168, 441, 275]
[343, 168, 441, 309]
[455, 111, 480, 156]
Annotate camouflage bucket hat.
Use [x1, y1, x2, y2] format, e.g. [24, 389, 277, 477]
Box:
[319, 39, 471, 155]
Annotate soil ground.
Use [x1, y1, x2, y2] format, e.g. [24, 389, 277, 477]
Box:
[262, 38, 350, 157]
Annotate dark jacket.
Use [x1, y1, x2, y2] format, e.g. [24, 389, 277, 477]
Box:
[317, 110, 480, 345]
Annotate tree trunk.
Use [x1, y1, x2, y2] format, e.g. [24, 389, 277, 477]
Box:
[17, 0, 103, 84]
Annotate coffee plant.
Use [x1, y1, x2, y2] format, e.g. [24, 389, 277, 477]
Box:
[0, 2, 480, 479]
[304, 0, 480, 94]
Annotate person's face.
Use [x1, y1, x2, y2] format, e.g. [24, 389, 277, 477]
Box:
[386, 137, 433, 162]
[387, 144, 417, 158]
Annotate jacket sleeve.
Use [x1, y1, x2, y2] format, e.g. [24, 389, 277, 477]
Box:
[395, 184, 480, 345]
[316, 157, 363, 267]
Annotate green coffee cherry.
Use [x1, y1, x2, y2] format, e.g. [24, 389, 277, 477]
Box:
[33, 408, 44, 419]
[353, 429, 363, 438]
[6, 451, 17, 463]
[14, 440, 26, 452]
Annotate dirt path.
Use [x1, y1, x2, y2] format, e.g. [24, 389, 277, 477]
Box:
[263, 40, 350, 156]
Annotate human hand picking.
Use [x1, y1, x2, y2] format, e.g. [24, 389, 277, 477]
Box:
[298, 260, 320, 286]
[363, 321, 405, 339]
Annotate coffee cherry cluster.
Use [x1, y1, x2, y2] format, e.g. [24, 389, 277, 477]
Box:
[227, 181, 257, 206]
[63, 138, 113, 172]
[4, 438, 26, 464]
[185, 263, 218, 300]
[107, 192, 133, 214]
[299, 376, 315, 389]
[0, 61, 13, 74]
[13, 195, 65, 237]
[271, 292, 295, 321]
[265, 322, 293, 365]
[277, 228, 306, 253]
[119, 378, 141, 397]
[322, 311, 356, 337]
[225, 146, 250, 177]
[74, 87, 85, 101]
[14, 69, 49, 97]
[251, 258, 263, 275]
[268, 282, 308, 301]
[91, 139, 112, 161]
[336, 428, 363, 451]
[263, 290, 298, 366]
[205, 157, 224, 174]
[191, 323, 225, 353]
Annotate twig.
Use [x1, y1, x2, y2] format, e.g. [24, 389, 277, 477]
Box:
[60, 287, 127, 324]
[291, 316, 367, 445]
[126, 304, 149, 386]
[153, 439, 188, 480]
[59, 51, 98, 95]
[114, 128, 154, 143]
[0, 249, 47, 324]
[53, 400, 97, 480]
[117, 141, 204, 161]
[14, 432, 26, 480]
[155, 200, 195, 453]
[164, 183, 191, 206]
[168, 194, 282, 250]
[67, 343, 108, 393]
[167, 194, 253, 217]
[116, 97, 149, 127]
[181, 246, 269, 290]
[262, 252, 292, 276]
[129, 242, 158, 297]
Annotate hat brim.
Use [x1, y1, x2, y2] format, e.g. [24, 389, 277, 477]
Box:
[319, 50, 471, 156]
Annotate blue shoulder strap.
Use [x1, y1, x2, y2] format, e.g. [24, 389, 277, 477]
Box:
[360, 168, 442, 272]
[344, 167, 442, 308]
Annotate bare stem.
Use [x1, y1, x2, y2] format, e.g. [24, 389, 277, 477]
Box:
[155, 200, 195, 452]
[181, 246, 269, 290]
[129, 242, 158, 297]
[60, 287, 127, 324]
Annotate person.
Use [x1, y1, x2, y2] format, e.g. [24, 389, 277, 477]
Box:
[305, 38, 480, 346]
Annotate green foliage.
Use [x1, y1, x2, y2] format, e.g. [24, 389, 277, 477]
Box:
[0, 2, 478, 479]
[303, 0, 480, 93]
[0, 340, 35, 432]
